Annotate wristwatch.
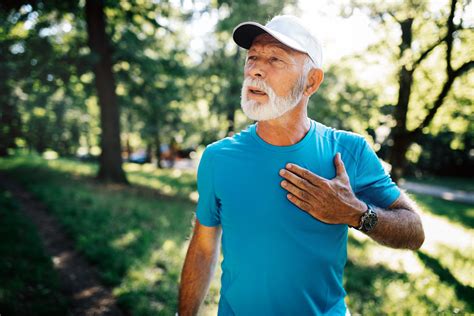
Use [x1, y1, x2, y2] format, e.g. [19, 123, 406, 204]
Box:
[356, 204, 378, 233]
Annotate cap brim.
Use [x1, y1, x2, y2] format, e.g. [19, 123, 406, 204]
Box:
[232, 21, 307, 55]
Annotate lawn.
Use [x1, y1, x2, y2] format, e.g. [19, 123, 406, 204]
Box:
[0, 154, 472, 315]
[405, 175, 474, 192]
[0, 186, 68, 315]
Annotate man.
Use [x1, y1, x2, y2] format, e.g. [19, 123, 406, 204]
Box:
[179, 15, 424, 315]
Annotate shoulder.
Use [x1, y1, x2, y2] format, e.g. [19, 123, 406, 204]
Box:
[313, 120, 367, 160]
[202, 125, 254, 155]
[314, 120, 364, 144]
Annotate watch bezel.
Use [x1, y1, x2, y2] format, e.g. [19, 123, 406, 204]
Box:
[357, 204, 378, 233]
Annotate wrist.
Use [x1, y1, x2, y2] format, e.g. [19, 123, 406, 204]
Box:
[348, 200, 367, 227]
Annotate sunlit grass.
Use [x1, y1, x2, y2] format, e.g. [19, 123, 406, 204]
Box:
[0, 154, 472, 315]
[4, 154, 198, 201]
[346, 193, 474, 314]
[125, 163, 197, 200]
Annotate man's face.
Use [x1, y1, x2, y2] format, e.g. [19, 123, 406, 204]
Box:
[240, 33, 308, 121]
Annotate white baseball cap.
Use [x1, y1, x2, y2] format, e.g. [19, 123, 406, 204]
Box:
[232, 15, 323, 69]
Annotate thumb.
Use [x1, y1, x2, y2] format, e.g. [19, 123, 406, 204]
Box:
[334, 153, 347, 178]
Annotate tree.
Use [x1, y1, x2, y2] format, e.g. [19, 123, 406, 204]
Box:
[0, 13, 22, 156]
[109, 0, 190, 168]
[1, 0, 131, 183]
[346, 0, 473, 182]
[85, 0, 127, 183]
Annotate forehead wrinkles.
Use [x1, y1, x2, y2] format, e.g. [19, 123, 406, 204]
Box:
[249, 39, 291, 55]
[248, 43, 299, 66]
[249, 44, 289, 57]
[248, 34, 304, 64]
[251, 33, 292, 53]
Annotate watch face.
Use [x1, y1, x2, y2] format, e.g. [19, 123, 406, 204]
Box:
[362, 209, 378, 232]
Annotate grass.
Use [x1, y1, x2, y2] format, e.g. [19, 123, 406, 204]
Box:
[0, 187, 68, 316]
[1, 153, 473, 315]
[412, 193, 474, 228]
[0, 154, 197, 315]
[405, 175, 474, 192]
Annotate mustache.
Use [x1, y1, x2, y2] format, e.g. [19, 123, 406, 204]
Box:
[243, 77, 273, 95]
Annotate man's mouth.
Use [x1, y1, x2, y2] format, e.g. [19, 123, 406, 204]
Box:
[248, 87, 267, 96]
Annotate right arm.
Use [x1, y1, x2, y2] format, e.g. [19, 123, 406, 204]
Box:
[178, 218, 222, 316]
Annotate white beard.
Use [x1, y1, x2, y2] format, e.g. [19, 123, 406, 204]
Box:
[240, 75, 306, 121]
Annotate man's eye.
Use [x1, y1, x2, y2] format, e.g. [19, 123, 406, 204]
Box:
[270, 57, 282, 63]
[247, 56, 257, 61]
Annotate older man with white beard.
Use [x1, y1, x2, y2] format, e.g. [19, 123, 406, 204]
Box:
[178, 15, 424, 316]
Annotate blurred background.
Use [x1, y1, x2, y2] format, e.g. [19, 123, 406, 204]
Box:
[0, 0, 473, 315]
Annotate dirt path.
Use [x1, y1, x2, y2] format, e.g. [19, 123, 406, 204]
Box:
[0, 173, 124, 316]
[401, 181, 474, 205]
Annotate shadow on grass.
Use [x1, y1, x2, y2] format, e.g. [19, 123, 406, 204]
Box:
[344, 258, 412, 313]
[416, 251, 474, 310]
[411, 194, 474, 229]
[0, 157, 197, 314]
[345, 236, 450, 314]
[0, 188, 68, 316]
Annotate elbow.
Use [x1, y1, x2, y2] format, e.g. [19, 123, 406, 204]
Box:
[410, 230, 425, 250]
[392, 218, 425, 251]
[409, 220, 425, 250]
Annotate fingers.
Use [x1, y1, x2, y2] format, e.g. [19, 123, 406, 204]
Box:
[279, 167, 315, 191]
[283, 163, 326, 186]
[286, 193, 312, 212]
[281, 180, 312, 203]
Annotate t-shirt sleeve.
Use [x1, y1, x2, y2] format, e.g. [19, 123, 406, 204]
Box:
[354, 138, 400, 208]
[195, 147, 221, 226]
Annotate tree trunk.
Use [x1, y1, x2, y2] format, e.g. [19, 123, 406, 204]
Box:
[145, 143, 152, 164]
[0, 102, 18, 156]
[53, 102, 67, 156]
[154, 135, 163, 169]
[388, 133, 413, 183]
[387, 19, 414, 183]
[387, 0, 473, 183]
[226, 49, 242, 135]
[125, 135, 132, 161]
[85, 0, 127, 184]
[124, 112, 133, 160]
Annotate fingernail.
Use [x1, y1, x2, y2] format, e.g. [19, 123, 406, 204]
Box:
[279, 169, 285, 176]
[281, 180, 287, 187]
[286, 163, 292, 169]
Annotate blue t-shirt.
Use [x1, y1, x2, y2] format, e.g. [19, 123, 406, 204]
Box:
[196, 119, 400, 315]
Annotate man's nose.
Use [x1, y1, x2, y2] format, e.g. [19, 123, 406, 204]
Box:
[246, 61, 266, 79]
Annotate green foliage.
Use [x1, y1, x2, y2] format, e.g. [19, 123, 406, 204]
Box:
[343, 0, 473, 179]
[1, 0, 470, 176]
[0, 187, 68, 315]
[0, 3, 94, 156]
[403, 130, 474, 177]
[308, 61, 382, 139]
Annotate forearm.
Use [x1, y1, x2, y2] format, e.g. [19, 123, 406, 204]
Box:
[366, 204, 424, 250]
[178, 241, 220, 315]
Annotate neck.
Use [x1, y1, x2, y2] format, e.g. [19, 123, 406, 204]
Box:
[255, 101, 311, 146]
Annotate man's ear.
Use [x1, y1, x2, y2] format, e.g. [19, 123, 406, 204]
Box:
[304, 68, 324, 96]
